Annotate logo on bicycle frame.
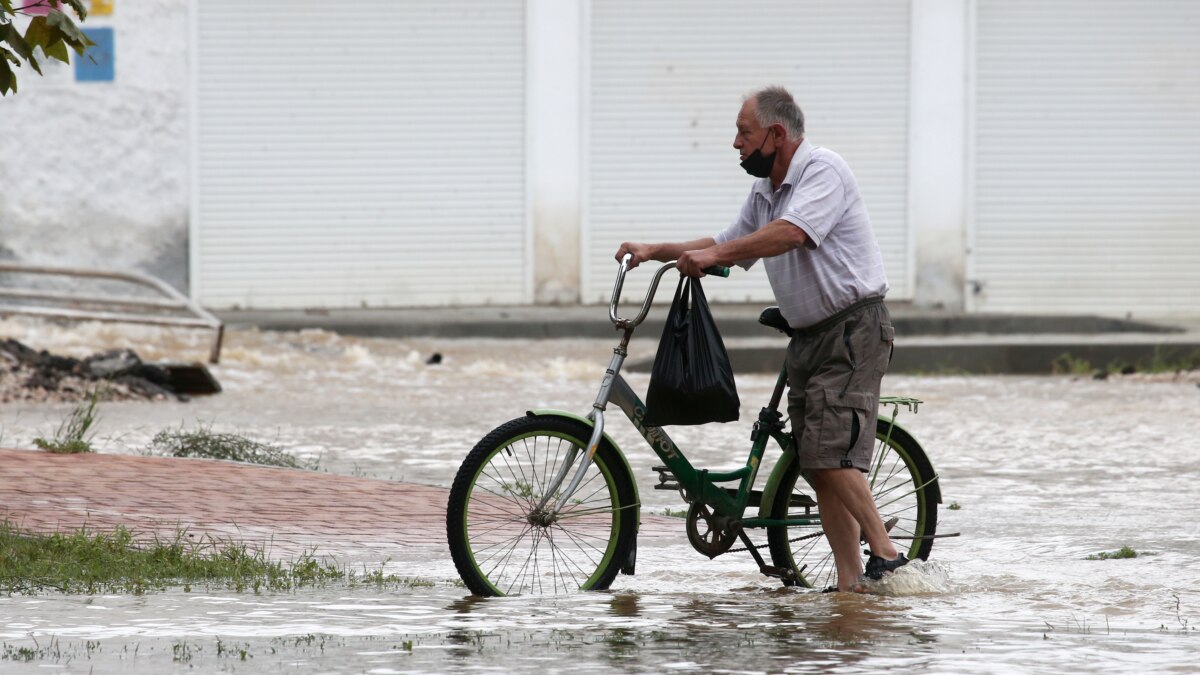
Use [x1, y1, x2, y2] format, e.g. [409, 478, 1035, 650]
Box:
[632, 405, 678, 459]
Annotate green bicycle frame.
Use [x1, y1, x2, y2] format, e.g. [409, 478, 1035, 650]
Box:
[606, 368, 800, 526]
[603, 366, 922, 531]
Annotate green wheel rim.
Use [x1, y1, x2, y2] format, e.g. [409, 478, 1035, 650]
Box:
[769, 422, 938, 589]
[459, 430, 626, 596]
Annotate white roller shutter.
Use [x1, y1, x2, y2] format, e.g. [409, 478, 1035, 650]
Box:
[971, 0, 1200, 316]
[585, 0, 911, 304]
[193, 1, 528, 309]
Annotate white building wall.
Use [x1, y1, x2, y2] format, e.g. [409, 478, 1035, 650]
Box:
[968, 0, 1200, 317]
[3, 1, 1197, 317]
[0, 1, 190, 291]
[190, 0, 529, 310]
[528, 0, 584, 304]
[908, 0, 968, 310]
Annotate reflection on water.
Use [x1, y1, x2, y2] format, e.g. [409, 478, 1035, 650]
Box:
[1, 318, 1199, 672]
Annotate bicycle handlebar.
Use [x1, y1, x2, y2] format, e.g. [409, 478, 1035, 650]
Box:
[608, 254, 731, 329]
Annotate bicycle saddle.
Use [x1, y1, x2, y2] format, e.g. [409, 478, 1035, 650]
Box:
[758, 306, 794, 338]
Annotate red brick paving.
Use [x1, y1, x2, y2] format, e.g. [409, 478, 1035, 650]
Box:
[0, 447, 454, 562]
[0, 448, 677, 563]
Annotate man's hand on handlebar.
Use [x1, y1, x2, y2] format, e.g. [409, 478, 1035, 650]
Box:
[615, 242, 655, 270]
[677, 248, 720, 278]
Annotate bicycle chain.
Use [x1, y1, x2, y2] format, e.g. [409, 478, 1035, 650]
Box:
[728, 530, 822, 554]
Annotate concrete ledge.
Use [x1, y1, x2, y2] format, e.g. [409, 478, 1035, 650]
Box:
[218, 305, 1185, 340]
[655, 338, 1200, 375]
[215, 305, 1200, 375]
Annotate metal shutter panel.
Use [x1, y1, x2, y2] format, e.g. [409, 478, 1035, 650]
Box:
[193, 1, 528, 309]
[585, 0, 911, 304]
[972, 0, 1200, 316]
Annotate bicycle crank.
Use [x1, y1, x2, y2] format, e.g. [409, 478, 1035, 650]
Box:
[685, 502, 738, 558]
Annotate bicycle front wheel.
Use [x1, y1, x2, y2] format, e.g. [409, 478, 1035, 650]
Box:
[446, 415, 639, 597]
[765, 418, 939, 589]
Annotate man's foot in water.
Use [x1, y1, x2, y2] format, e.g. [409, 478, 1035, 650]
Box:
[864, 552, 909, 580]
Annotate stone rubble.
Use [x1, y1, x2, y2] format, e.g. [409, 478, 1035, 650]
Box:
[0, 338, 179, 403]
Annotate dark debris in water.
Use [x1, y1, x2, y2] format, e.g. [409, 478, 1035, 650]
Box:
[0, 338, 184, 403]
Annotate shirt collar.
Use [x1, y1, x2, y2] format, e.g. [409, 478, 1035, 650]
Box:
[753, 139, 815, 199]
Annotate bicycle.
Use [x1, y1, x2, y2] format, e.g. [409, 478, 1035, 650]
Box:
[447, 256, 943, 596]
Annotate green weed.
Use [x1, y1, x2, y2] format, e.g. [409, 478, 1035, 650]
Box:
[147, 424, 316, 470]
[1147, 346, 1200, 373]
[1051, 353, 1096, 376]
[0, 520, 434, 595]
[1085, 545, 1139, 560]
[1053, 347, 1200, 377]
[33, 387, 104, 453]
[947, 502, 962, 511]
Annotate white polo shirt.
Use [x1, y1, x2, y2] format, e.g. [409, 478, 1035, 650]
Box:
[714, 140, 889, 329]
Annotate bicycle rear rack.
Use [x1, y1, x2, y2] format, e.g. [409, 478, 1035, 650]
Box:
[0, 263, 224, 364]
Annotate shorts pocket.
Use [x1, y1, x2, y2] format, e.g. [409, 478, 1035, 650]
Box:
[819, 388, 876, 465]
[878, 321, 896, 375]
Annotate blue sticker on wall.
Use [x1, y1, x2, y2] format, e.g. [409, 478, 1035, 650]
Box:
[75, 28, 115, 82]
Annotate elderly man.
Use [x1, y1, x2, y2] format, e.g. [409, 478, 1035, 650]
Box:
[615, 85, 905, 592]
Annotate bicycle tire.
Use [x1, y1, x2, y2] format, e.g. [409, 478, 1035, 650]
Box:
[446, 415, 639, 597]
[765, 418, 939, 589]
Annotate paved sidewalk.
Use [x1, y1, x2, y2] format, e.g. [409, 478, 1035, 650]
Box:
[0, 448, 675, 564]
[0, 448, 447, 563]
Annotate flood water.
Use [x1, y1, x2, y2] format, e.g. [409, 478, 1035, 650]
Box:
[1, 317, 1198, 673]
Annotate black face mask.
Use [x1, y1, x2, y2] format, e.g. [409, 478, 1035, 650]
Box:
[739, 129, 775, 178]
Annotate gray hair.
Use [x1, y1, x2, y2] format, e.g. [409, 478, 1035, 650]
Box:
[749, 86, 805, 139]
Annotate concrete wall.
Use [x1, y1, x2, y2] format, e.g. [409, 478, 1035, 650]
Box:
[527, 0, 584, 304]
[17, 1, 1179, 316]
[0, 0, 189, 291]
[908, 0, 968, 310]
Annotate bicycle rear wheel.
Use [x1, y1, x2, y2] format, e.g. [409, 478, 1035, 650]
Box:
[446, 415, 638, 596]
[765, 419, 939, 589]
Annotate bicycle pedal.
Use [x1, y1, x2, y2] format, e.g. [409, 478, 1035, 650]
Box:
[859, 517, 901, 545]
[653, 481, 681, 491]
[759, 565, 794, 580]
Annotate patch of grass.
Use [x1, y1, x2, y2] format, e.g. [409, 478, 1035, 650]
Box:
[33, 387, 104, 453]
[663, 508, 688, 518]
[947, 502, 962, 510]
[1051, 353, 1095, 376]
[1147, 346, 1200, 373]
[1085, 545, 1139, 561]
[0, 520, 431, 595]
[1053, 347, 1200, 377]
[147, 424, 316, 470]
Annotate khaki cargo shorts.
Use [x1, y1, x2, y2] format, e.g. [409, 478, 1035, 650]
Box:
[786, 298, 894, 472]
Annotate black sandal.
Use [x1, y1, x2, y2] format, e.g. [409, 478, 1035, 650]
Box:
[864, 553, 909, 580]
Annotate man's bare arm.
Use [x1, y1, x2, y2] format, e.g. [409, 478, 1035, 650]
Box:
[677, 220, 807, 276]
[615, 237, 717, 269]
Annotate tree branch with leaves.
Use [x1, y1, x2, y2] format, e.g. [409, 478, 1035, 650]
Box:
[1, 0, 92, 95]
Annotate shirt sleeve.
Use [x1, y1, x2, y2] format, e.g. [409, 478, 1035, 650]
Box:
[714, 186, 761, 270]
[779, 161, 845, 249]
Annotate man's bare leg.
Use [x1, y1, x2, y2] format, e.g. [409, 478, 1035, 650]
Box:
[811, 470, 870, 591]
[817, 467, 899, 560]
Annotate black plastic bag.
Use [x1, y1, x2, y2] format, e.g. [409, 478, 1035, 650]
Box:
[642, 276, 740, 427]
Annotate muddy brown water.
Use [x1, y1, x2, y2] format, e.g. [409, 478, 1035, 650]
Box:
[1, 318, 1197, 673]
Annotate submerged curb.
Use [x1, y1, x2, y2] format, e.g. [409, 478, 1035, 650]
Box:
[0, 448, 447, 564]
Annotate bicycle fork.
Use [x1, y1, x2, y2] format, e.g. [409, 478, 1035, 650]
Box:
[535, 346, 627, 518]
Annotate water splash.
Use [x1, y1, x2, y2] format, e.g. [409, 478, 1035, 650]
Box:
[865, 559, 955, 596]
